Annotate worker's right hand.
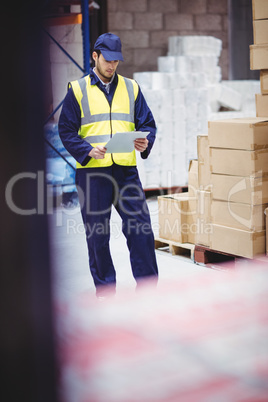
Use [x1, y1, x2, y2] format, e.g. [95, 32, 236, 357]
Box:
[89, 146, 107, 159]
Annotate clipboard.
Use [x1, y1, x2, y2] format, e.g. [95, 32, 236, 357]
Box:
[104, 131, 149, 153]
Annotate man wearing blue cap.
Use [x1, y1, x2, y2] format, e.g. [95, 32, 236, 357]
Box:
[59, 33, 158, 297]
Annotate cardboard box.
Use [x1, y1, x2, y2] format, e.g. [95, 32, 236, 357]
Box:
[265, 207, 268, 254]
[250, 44, 268, 70]
[158, 193, 190, 243]
[253, 20, 268, 45]
[187, 198, 197, 244]
[195, 219, 212, 247]
[260, 69, 268, 94]
[210, 147, 268, 177]
[197, 190, 211, 220]
[188, 159, 198, 197]
[211, 173, 268, 205]
[252, 0, 268, 20]
[208, 117, 268, 150]
[196, 190, 212, 247]
[197, 135, 211, 190]
[255, 93, 268, 117]
[211, 224, 266, 259]
[211, 200, 268, 231]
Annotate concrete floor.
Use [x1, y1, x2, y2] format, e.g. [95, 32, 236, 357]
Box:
[49, 198, 218, 301]
[49, 198, 268, 402]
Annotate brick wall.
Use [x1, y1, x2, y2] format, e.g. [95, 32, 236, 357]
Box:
[108, 0, 228, 79]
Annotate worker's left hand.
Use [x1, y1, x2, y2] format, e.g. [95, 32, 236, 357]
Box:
[134, 138, 148, 152]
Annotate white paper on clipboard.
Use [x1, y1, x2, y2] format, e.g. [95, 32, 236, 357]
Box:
[104, 131, 149, 153]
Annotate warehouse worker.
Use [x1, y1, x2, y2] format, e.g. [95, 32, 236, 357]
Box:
[59, 32, 158, 297]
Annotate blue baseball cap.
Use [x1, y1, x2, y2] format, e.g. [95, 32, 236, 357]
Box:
[94, 33, 124, 62]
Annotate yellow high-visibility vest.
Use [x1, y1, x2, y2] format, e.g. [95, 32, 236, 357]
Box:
[69, 74, 139, 168]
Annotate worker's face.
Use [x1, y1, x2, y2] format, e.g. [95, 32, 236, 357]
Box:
[93, 52, 119, 83]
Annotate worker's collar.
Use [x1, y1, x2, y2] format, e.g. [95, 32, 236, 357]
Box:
[90, 67, 117, 87]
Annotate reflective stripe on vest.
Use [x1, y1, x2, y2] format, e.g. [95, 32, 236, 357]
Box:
[83, 134, 111, 144]
[70, 74, 139, 168]
[78, 76, 135, 126]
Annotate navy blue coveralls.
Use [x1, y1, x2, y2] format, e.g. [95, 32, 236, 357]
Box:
[59, 69, 158, 294]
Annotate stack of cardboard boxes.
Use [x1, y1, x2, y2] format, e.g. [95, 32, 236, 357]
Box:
[157, 171, 197, 246]
[158, 121, 268, 259]
[251, 0, 268, 115]
[250, 0, 268, 71]
[157, 154, 211, 249]
[157, 160, 197, 245]
[195, 135, 212, 248]
[157, 0, 268, 259]
[208, 118, 268, 259]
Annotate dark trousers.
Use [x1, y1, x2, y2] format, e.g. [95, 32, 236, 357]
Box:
[75, 164, 158, 293]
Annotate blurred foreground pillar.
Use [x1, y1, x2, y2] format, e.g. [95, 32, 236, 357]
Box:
[0, 2, 58, 401]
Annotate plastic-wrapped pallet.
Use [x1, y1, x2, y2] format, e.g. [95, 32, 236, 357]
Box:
[135, 70, 192, 90]
[134, 35, 226, 190]
[172, 152, 188, 185]
[142, 138, 161, 189]
[158, 90, 174, 122]
[173, 117, 188, 186]
[141, 88, 162, 118]
[211, 84, 243, 111]
[168, 35, 222, 57]
[208, 66, 222, 84]
[133, 71, 170, 91]
[190, 55, 219, 75]
[157, 56, 179, 73]
[158, 55, 220, 86]
[158, 55, 192, 74]
[132, 71, 153, 91]
[166, 72, 192, 89]
[209, 110, 257, 121]
[172, 89, 185, 114]
[221, 80, 260, 111]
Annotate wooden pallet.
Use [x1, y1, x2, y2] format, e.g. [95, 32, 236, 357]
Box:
[145, 185, 188, 198]
[155, 237, 195, 260]
[194, 244, 237, 265]
[155, 240, 268, 267]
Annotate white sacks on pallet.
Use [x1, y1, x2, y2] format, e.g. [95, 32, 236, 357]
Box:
[209, 84, 243, 111]
[133, 36, 258, 190]
[221, 80, 261, 111]
[168, 35, 222, 57]
[133, 71, 169, 91]
[157, 56, 192, 74]
[158, 55, 220, 85]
